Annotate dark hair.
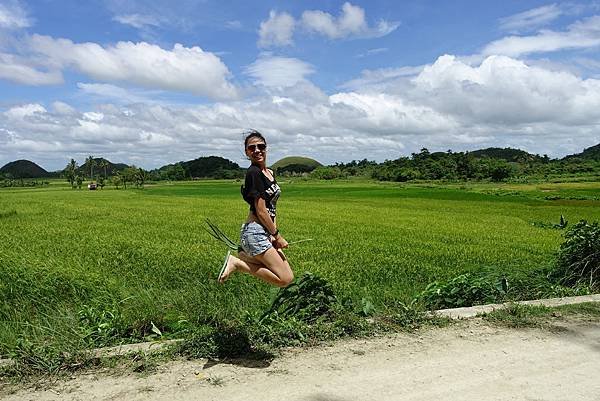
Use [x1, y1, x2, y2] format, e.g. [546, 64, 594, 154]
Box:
[244, 129, 266, 148]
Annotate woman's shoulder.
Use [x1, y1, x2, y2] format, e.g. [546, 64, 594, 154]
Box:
[246, 164, 262, 175]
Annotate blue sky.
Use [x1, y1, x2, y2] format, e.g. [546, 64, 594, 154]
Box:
[1, 0, 600, 170]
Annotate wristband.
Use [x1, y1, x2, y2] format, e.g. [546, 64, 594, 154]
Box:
[270, 229, 279, 237]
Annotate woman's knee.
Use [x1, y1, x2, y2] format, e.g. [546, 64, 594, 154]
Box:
[277, 268, 294, 287]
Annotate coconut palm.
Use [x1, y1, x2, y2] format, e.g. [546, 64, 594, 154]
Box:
[65, 158, 78, 188]
[85, 155, 96, 180]
[98, 159, 108, 179]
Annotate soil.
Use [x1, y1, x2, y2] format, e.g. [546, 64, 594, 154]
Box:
[2, 317, 599, 401]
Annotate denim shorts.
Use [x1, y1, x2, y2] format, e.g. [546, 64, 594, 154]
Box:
[240, 221, 273, 256]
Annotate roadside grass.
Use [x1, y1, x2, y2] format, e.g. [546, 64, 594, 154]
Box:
[1, 180, 599, 378]
[482, 302, 600, 328]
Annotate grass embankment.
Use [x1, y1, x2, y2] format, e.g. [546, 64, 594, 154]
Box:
[1, 180, 599, 374]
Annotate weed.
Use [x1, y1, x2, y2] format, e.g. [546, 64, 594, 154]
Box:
[206, 375, 225, 386]
[482, 304, 550, 328]
[553, 220, 600, 288]
[0, 210, 17, 219]
[417, 273, 508, 309]
[78, 304, 126, 347]
[263, 273, 337, 322]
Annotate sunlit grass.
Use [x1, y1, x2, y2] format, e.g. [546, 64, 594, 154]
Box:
[1, 180, 599, 354]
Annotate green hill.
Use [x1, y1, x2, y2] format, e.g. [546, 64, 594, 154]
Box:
[564, 143, 600, 161]
[470, 147, 543, 163]
[0, 160, 50, 178]
[271, 156, 322, 174]
[156, 156, 242, 179]
[75, 158, 129, 177]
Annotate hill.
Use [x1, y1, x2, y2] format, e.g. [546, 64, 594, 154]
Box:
[156, 156, 243, 179]
[271, 156, 322, 174]
[0, 160, 50, 178]
[76, 158, 129, 177]
[563, 143, 600, 161]
[469, 147, 543, 163]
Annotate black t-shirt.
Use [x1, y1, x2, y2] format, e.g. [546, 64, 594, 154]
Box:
[241, 165, 281, 220]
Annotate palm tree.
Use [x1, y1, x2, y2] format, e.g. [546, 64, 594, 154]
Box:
[65, 158, 78, 188]
[98, 159, 108, 179]
[85, 155, 96, 180]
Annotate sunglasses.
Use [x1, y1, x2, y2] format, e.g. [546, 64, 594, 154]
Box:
[247, 143, 267, 152]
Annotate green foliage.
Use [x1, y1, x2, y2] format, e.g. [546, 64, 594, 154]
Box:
[531, 214, 569, 229]
[483, 303, 550, 328]
[264, 273, 338, 322]
[418, 273, 509, 309]
[2, 180, 600, 375]
[77, 304, 127, 347]
[155, 157, 242, 180]
[310, 166, 346, 180]
[0, 160, 50, 178]
[553, 220, 600, 288]
[271, 156, 322, 172]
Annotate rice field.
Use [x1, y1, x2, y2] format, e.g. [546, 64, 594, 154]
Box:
[1, 179, 599, 355]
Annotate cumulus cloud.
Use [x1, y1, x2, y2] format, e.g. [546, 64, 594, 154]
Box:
[3, 54, 600, 169]
[301, 2, 398, 40]
[411, 54, 600, 127]
[258, 11, 295, 48]
[113, 13, 162, 29]
[245, 56, 315, 88]
[484, 15, 600, 57]
[0, 0, 31, 30]
[258, 3, 398, 47]
[499, 4, 563, 32]
[4, 35, 238, 99]
[0, 52, 63, 85]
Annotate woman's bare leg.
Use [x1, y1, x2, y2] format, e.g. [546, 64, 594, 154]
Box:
[220, 248, 293, 287]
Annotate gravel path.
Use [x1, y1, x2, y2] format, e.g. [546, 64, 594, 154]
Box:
[3, 317, 599, 401]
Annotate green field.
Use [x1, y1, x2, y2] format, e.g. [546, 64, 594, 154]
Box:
[1, 179, 599, 357]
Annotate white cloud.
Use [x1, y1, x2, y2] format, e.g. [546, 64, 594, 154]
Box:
[484, 15, 600, 57]
[411, 54, 600, 126]
[0, 52, 63, 85]
[3, 54, 600, 170]
[301, 2, 398, 40]
[0, 0, 31, 30]
[225, 20, 243, 30]
[20, 35, 238, 99]
[113, 14, 161, 29]
[4, 103, 47, 120]
[245, 56, 315, 88]
[52, 101, 77, 115]
[77, 82, 162, 104]
[258, 11, 295, 48]
[499, 4, 563, 32]
[340, 65, 425, 90]
[258, 3, 398, 48]
[357, 47, 389, 58]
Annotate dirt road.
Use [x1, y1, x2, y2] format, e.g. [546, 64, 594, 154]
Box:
[3, 318, 599, 401]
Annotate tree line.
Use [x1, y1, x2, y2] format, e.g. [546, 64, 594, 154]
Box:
[307, 148, 600, 182]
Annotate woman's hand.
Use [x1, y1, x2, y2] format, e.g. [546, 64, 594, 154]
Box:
[272, 234, 288, 249]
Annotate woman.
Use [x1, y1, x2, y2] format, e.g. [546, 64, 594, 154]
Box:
[218, 130, 294, 287]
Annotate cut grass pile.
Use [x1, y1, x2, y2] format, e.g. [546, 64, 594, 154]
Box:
[1, 180, 599, 370]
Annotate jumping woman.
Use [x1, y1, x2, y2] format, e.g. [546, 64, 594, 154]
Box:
[218, 130, 294, 287]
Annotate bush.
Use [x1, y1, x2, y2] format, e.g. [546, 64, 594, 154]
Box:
[264, 273, 338, 322]
[418, 273, 508, 309]
[553, 220, 600, 288]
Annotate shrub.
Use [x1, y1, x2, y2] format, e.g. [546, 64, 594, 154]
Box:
[418, 273, 508, 309]
[553, 220, 600, 288]
[263, 273, 338, 322]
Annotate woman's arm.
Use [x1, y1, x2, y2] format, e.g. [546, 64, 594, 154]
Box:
[254, 198, 288, 248]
